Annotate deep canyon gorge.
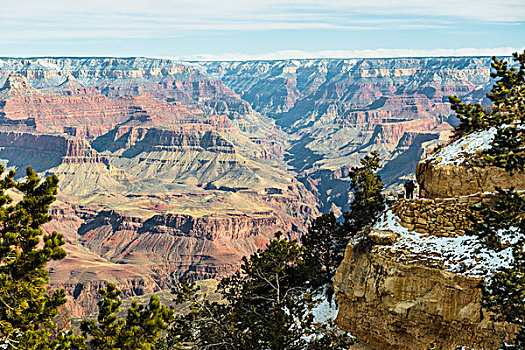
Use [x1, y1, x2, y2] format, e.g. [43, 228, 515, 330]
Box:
[0, 56, 496, 317]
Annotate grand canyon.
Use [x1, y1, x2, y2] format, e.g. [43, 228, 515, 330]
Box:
[0, 56, 496, 317]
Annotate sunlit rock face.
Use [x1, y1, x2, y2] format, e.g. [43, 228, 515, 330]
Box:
[335, 194, 521, 349]
[0, 56, 496, 316]
[416, 128, 525, 198]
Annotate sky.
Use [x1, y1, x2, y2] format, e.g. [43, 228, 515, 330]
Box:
[0, 0, 524, 60]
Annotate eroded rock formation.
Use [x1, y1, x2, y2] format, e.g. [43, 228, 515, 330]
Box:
[335, 128, 520, 349]
[417, 161, 525, 198]
[335, 242, 516, 349]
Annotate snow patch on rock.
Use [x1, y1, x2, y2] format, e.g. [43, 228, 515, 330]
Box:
[424, 127, 497, 166]
[311, 294, 339, 324]
[373, 209, 521, 280]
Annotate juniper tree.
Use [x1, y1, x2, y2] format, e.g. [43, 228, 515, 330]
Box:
[0, 166, 85, 349]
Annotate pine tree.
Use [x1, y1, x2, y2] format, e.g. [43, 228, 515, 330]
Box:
[449, 96, 490, 138]
[469, 187, 525, 250]
[450, 51, 525, 172]
[300, 213, 345, 305]
[167, 278, 236, 349]
[80, 284, 124, 350]
[469, 188, 525, 348]
[169, 234, 355, 350]
[482, 240, 525, 349]
[461, 51, 525, 348]
[81, 283, 174, 350]
[485, 122, 525, 173]
[344, 151, 385, 237]
[484, 52, 525, 173]
[487, 52, 525, 123]
[0, 166, 85, 349]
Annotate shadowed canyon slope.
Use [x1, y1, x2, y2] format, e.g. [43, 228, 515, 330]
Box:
[200, 57, 493, 212]
[0, 56, 496, 316]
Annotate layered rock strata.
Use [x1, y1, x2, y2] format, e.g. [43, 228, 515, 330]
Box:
[335, 127, 521, 348]
[335, 241, 516, 349]
[335, 194, 519, 349]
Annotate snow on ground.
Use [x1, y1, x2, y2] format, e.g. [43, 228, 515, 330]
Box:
[373, 209, 522, 280]
[423, 127, 497, 166]
[311, 288, 339, 324]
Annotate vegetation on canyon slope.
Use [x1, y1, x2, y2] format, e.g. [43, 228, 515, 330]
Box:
[450, 50, 525, 172]
[453, 51, 525, 348]
[0, 149, 385, 349]
[165, 155, 386, 349]
[168, 235, 354, 350]
[474, 189, 525, 349]
[0, 166, 85, 349]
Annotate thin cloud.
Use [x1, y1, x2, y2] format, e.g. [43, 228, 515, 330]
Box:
[2, 0, 525, 23]
[0, 0, 523, 57]
[177, 47, 525, 61]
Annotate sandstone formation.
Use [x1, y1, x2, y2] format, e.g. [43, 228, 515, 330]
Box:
[335, 127, 521, 349]
[335, 241, 516, 349]
[416, 127, 525, 198]
[334, 195, 520, 349]
[417, 161, 525, 198]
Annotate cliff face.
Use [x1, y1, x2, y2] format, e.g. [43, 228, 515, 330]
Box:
[0, 58, 318, 317]
[335, 243, 516, 349]
[416, 127, 525, 198]
[334, 196, 520, 349]
[335, 127, 521, 349]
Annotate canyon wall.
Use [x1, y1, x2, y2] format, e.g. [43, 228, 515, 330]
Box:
[202, 57, 494, 211]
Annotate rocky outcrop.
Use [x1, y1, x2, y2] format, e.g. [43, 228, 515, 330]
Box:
[0, 131, 109, 172]
[415, 127, 525, 198]
[335, 243, 516, 349]
[0, 73, 40, 97]
[335, 125, 522, 348]
[417, 161, 525, 198]
[92, 127, 235, 154]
